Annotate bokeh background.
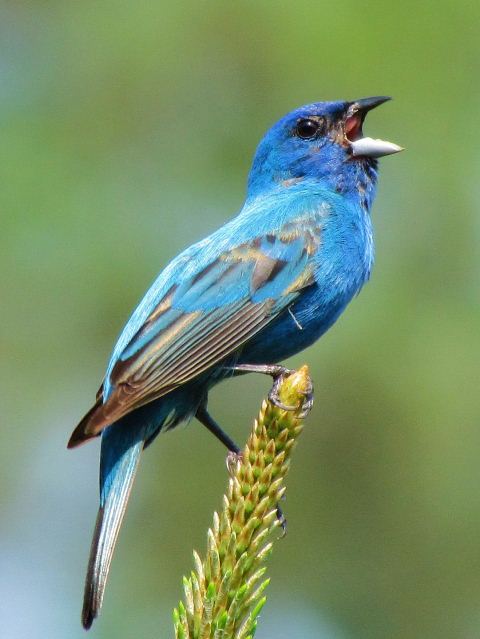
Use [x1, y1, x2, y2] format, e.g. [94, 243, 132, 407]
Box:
[1, 2, 479, 638]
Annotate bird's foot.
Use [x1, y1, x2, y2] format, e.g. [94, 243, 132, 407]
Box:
[266, 365, 314, 418]
[297, 375, 314, 419]
[267, 366, 297, 412]
[229, 364, 299, 412]
[276, 503, 287, 537]
[226, 450, 243, 476]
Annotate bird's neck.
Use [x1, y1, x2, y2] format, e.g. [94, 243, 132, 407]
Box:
[333, 158, 379, 212]
[247, 158, 377, 212]
[246, 160, 378, 214]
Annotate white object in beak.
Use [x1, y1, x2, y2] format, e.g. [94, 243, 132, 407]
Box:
[350, 137, 404, 158]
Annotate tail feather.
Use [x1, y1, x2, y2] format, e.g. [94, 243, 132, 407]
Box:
[81, 437, 144, 629]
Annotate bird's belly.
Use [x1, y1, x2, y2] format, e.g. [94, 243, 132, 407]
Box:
[238, 283, 352, 364]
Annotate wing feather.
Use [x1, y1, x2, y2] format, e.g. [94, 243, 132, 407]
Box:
[69, 217, 321, 445]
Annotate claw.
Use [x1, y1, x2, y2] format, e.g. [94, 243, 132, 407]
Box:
[268, 393, 296, 412]
[228, 362, 313, 417]
[276, 504, 287, 537]
[297, 379, 314, 418]
[267, 368, 296, 411]
[226, 450, 243, 476]
[268, 367, 313, 418]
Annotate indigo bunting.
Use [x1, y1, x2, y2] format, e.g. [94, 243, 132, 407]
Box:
[69, 96, 402, 628]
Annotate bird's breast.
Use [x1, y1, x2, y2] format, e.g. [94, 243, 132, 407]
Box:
[241, 203, 373, 363]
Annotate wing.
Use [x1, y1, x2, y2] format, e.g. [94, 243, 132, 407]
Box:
[68, 216, 320, 446]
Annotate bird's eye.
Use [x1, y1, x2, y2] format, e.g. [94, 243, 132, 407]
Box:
[296, 118, 322, 139]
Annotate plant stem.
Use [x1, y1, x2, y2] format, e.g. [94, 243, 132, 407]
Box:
[174, 365, 313, 639]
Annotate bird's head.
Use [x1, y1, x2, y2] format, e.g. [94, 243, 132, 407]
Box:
[247, 97, 402, 206]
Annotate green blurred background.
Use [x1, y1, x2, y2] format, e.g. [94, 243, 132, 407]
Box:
[1, 2, 479, 638]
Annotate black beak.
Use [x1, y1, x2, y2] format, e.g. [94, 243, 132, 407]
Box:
[350, 96, 391, 115]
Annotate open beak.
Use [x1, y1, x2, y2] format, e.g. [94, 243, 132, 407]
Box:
[345, 96, 403, 158]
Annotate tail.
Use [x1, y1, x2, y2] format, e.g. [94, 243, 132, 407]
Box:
[82, 425, 145, 629]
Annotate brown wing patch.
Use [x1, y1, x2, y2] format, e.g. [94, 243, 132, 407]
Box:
[110, 311, 201, 388]
[251, 253, 288, 292]
[95, 383, 104, 402]
[278, 214, 322, 255]
[124, 286, 177, 351]
[75, 298, 274, 439]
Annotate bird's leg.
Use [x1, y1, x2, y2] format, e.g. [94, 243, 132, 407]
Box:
[195, 401, 286, 534]
[196, 403, 241, 454]
[227, 364, 314, 418]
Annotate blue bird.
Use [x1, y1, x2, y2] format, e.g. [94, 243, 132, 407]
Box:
[68, 96, 402, 628]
